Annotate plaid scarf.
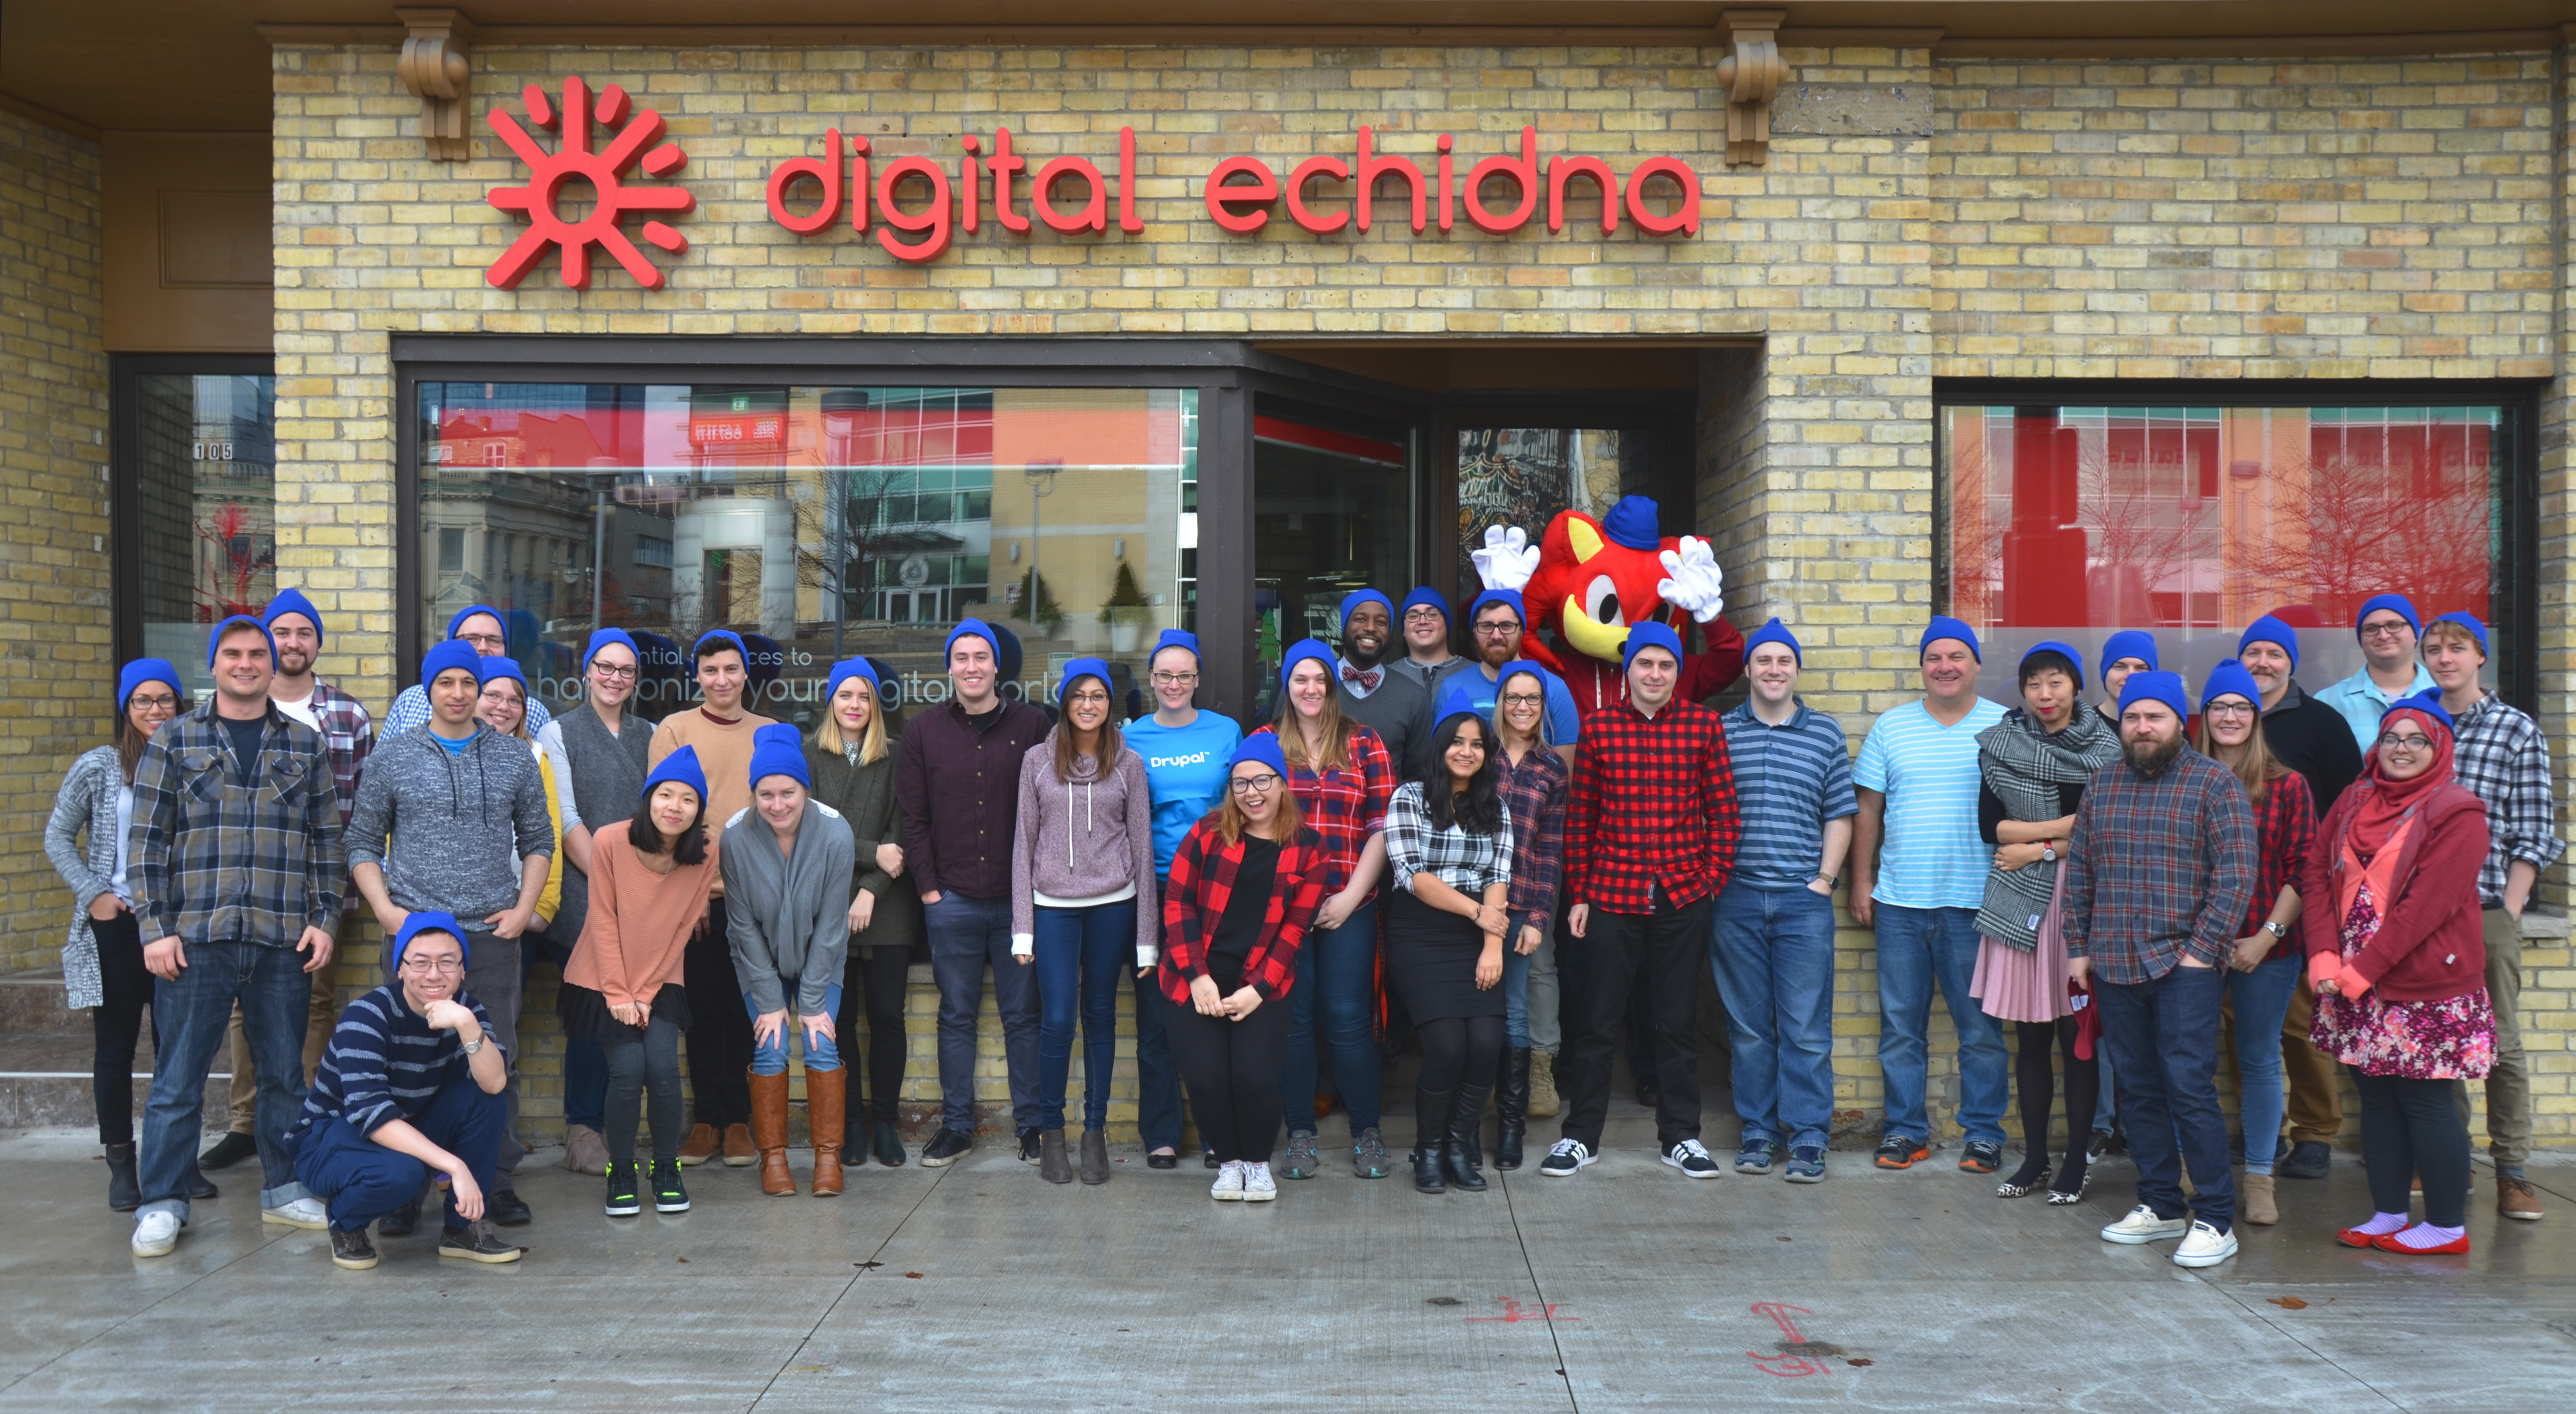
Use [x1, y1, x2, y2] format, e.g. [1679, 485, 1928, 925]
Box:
[1975, 705, 2120, 950]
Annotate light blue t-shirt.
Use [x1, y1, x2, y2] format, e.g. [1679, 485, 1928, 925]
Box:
[2313, 663, 2437, 755]
[1431, 663, 1581, 747]
[1128, 710, 1245, 875]
[1853, 696, 2007, 910]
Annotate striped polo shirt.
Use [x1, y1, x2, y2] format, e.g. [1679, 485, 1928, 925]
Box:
[1721, 699, 1858, 889]
[1853, 695, 2008, 910]
[296, 984, 501, 1138]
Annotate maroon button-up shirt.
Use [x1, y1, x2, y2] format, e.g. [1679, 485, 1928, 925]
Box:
[894, 698, 1052, 901]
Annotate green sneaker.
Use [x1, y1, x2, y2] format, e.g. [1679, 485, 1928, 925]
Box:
[605, 1162, 642, 1218]
[651, 1157, 690, 1213]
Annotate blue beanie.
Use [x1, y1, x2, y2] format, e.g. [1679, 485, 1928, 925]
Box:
[642, 743, 709, 804]
[419, 638, 482, 689]
[1338, 589, 1395, 638]
[2356, 593, 2422, 640]
[582, 627, 639, 672]
[1280, 638, 1340, 697]
[991, 620, 1025, 684]
[825, 657, 881, 707]
[206, 614, 276, 670]
[1229, 733, 1289, 779]
[1057, 656, 1113, 705]
[1400, 586, 1451, 625]
[2385, 690, 2454, 737]
[2239, 614, 2300, 672]
[2099, 629, 2160, 682]
[1742, 617, 1801, 666]
[261, 588, 325, 648]
[392, 911, 470, 971]
[1623, 620, 1684, 672]
[1920, 616, 1981, 663]
[692, 628, 748, 666]
[118, 658, 183, 716]
[1468, 587, 1528, 630]
[2116, 670, 2190, 723]
[2199, 659, 2262, 713]
[2020, 639, 2086, 692]
[943, 618, 1000, 667]
[445, 604, 504, 641]
[1601, 495, 1662, 552]
[475, 655, 527, 689]
[748, 722, 810, 791]
[2428, 610, 2488, 654]
[1149, 628, 1203, 668]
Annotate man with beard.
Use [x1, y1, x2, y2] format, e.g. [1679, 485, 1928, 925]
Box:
[2062, 671, 2258, 1269]
[1329, 589, 1435, 778]
[201, 590, 375, 1175]
[1432, 589, 1582, 767]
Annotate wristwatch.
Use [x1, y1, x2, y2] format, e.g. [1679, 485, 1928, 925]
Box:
[1815, 873, 1839, 890]
[460, 1033, 485, 1057]
[2260, 921, 2287, 940]
[2041, 843, 2057, 863]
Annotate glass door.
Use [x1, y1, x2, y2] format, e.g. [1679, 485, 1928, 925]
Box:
[1251, 409, 1415, 711]
[115, 361, 279, 700]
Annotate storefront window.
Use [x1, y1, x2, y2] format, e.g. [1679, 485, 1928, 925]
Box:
[1253, 414, 1414, 697]
[1944, 404, 2508, 685]
[131, 373, 277, 698]
[1453, 426, 1652, 602]
[416, 383, 1197, 722]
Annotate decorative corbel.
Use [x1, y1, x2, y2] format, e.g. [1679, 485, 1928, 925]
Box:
[1715, 9, 1790, 166]
[397, 8, 478, 160]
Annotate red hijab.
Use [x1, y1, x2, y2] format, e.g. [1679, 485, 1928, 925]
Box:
[2343, 705, 2455, 861]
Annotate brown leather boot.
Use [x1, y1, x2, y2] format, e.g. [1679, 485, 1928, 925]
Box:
[806, 1067, 847, 1197]
[749, 1069, 796, 1197]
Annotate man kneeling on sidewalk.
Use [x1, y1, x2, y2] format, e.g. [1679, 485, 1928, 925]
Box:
[291, 913, 522, 1269]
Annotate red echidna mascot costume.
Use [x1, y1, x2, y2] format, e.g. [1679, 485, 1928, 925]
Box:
[1470, 494, 1744, 720]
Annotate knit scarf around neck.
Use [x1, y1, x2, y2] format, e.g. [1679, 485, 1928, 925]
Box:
[1973, 704, 2120, 950]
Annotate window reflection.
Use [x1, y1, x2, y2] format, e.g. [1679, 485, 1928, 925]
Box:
[134, 373, 276, 698]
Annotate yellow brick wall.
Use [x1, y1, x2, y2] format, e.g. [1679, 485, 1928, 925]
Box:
[0, 110, 110, 979]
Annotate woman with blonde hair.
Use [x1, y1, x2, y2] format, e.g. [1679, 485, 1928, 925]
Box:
[805, 658, 920, 1171]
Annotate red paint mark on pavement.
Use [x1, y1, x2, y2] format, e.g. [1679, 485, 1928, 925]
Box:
[1747, 1303, 1832, 1377]
[1466, 1299, 1579, 1324]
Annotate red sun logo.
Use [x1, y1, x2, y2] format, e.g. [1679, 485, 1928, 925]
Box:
[485, 76, 693, 291]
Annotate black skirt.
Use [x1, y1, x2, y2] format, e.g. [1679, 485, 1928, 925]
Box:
[1382, 888, 1505, 1024]
[556, 980, 694, 1043]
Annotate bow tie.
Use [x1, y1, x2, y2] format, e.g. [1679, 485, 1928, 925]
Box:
[1340, 664, 1381, 691]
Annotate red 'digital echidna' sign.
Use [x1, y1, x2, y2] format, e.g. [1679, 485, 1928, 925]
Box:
[486, 77, 1705, 289]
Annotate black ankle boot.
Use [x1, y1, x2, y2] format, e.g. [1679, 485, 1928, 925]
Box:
[1445, 1081, 1492, 1191]
[1495, 1048, 1531, 1171]
[104, 1142, 140, 1211]
[1413, 1085, 1455, 1194]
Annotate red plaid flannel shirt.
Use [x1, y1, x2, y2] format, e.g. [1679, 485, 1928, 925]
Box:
[2243, 767, 2316, 959]
[1568, 697, 1739, 913]
[1157, 819, 1328, 1005]
[1251, 723, 1393, 896]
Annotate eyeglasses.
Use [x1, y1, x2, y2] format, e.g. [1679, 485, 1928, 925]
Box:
[2378, 732, 2435, 752]
[1473, 621, 1520, 637]
[2204, 701, 2257, 720]
[1403, 607, 1445, 621]
[399, 956, 465, 975]
[1066, 691, 1111, 707]
[1500, 692, 1545, 708]
[128, 694, 180, 712]
[2360, 621, 2415, 642]
[1229, 773, 1282, 795]
[1151, 671, 1198, 686]
[589, 662, 638, 681]
[457, 632, 506, 652]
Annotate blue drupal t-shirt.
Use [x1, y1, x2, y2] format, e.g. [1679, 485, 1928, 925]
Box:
[1128, 710, 1245, 875]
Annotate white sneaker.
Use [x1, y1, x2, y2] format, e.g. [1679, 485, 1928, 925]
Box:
[2172, 1221, 2239, 1268]
[1539, 1138, 1596, 1177]
[262, 1196, 329, 1230]
[1211, 1160, 1246, 1201]
[131, 1211, 180, 1258]
[2099, 1204, 2190, 1245]
[1242, 1162, 1277, 1201]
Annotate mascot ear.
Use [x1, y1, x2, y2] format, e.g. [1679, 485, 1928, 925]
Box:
[1557, 511, 1609, 565]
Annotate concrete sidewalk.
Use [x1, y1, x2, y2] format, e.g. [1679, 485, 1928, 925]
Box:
[2, 1118, 2570, 1412]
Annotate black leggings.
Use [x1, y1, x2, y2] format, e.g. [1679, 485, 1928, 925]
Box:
[599, 1011, 686, 1165]
[2011, 1018, 2098, 1181]
[1164, 993, 1291, 1164]
[683, 899, 754, 1127]
[91, 909, 155, 1147]
[837, 943, 912, 1126]
[2354, 1070, 2470, 1228]
[1417, 1015, 1506, 1095]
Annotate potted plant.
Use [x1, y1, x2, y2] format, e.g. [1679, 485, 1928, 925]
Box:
[1099, 560, 1152, 654]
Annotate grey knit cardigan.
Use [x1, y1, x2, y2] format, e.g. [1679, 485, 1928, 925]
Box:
[43, 746, 124, 1010]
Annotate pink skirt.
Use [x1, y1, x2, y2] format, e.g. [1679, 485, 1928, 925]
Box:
[1972, 866, 2074, 1024]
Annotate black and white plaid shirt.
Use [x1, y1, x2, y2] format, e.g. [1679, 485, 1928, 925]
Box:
[2449, 691, 2564, 908]
[1385, 782, 1513, 897]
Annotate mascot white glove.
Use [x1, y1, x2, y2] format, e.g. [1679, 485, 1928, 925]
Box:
[1656, 536, 1726, 624]
[1472, 524, 1541, 592]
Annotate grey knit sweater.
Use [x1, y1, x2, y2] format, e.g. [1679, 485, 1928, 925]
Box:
[718, 799, 855, 1015]
[346, 723, 553, 921]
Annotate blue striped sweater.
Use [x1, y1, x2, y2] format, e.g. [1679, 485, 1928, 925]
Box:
[297, 984, 501, 1138]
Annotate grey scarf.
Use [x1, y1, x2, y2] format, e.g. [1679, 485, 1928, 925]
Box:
[1974, 706, 2120, 950]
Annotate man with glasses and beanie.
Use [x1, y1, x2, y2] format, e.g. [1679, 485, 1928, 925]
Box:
[1389, 585, 1471, 701]
[2317, 595, 2440, 754]
[380, 604, 553, 740]
[1435, 588, 1583, 765]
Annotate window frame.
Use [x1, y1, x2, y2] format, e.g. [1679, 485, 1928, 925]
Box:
[110, 352, 277, 669]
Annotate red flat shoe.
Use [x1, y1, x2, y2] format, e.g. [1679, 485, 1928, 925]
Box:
[2334, 1227, 2382, 1249]
[2371, 1231, 2472, 1256]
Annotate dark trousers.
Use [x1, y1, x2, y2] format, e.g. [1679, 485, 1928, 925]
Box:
[527, 926, 606, 1130]
[2097, 962, 2233, 1232]
[837, 942, 913, 1127]
[684, 898, 753, 1128]
[1560, 891, 1712, 1150]
[1165, 993, 1292, 1164]
[89, 908, 156, 1147]
[293, 1080, 504, 1233]
[599, 1011, 686, 1165]
[2356, 1071, 2472, 1228]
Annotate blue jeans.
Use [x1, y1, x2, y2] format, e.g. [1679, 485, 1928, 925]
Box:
[2225, 955, 2301, 1177]
[1710, 882, 1839, 1151]
[1033, 899, 1136, 1131]
[1873, 903, 2010, 1147]
[1130, 878, 1186, 1152]
[2098, 962, 2234, 1232]
[1280, 898, 1381, 1136]
[141, 940, 314, 1221]
[926, 892, 1039, 1134]
[748, 985, 844, 1075]
[1503, 942, 1532, 1048]
[293, 1079, 503, 1232]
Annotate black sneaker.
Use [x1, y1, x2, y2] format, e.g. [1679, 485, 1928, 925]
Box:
[376, 1198, 422, 1238]
[651, 1158, 690, 1213]
[1875, 1135, 1929, 1170]
[1959, 1141, 2004, 1175]
[198, 1131, 258, 1172]
[921, 1128, 974, 1167]
[2279, 1139, 2331, 1180]
[1662, 1139, 1721, 1178]
[1017, 1127, 1043, 1163]
[1539, 1138, 1595, 1176]
[604, 1162, 642, 1218]
[329, 1227, 378, 1270]
[2086, 1128, 2116, 1164]
[1201, 1147, 1220, 1170]
[437, 1220, 524, 1264]
[487, 1188, 532, 1227]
